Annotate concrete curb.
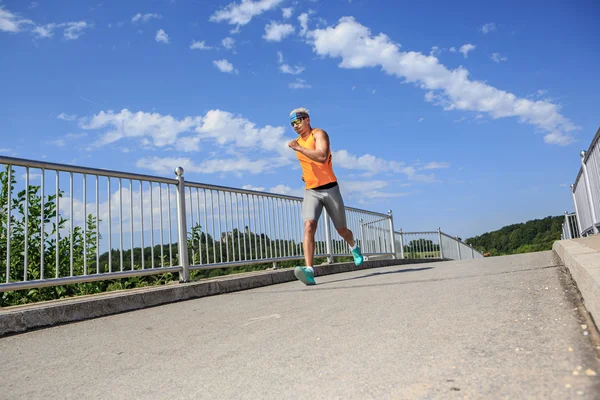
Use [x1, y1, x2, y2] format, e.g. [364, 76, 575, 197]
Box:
[0, 258, 439, 336]
[553, 236, 600, 327]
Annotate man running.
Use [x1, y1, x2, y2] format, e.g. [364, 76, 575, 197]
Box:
[287, 107, 363, 285]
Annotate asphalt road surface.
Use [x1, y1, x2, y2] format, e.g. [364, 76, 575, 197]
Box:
[2, 251, 599, 399]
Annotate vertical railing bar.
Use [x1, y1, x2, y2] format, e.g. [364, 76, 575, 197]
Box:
[242, 194, 248, 261]
[140, 180, 145, 270]
[6, 166, 12, 283]
[228, 192, 235, 262]
[167, 184, 173, 267]
[210, 190, 216, 264]
[264, 197, 277, 258]
[68, 172, 73, 276]
[195, 188, 202, 265]
[55, 170, 59, 278]
[276, 198, 283, 258]
[96, 175, 99, 274]
[203, 189, 209, 265]
[252, 195, 259, 260]
[40, 168, 45, 280]
[108, 177, 112, 273]
[255, 195, 263, 259]
[25, 167, 30, 281]
[224, 191, 230, 263]
[159, 184, 164, 268]
[266, 197, 273, 258]
[248, 194, 254, 260]
[82, 173, 86, 276]
[216, 191, 223, 263]
[235, 193, 241, 262]
[150, 182, 155, 269]
[129, 179, 134, 270]
[119, 178, 123, 272]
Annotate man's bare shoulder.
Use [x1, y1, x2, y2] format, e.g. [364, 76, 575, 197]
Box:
[311, 128, 329, 139]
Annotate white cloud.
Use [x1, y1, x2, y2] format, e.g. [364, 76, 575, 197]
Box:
[0, 148, 13, 153]
[57, 113, 77, 121]
[210, 0, 284, 26]
[459, 44, 476, 58]
[308, 17, 577, 145]
[156, 29, 169, 44]
[490, 52, 507, 63]
[298, 13, 309, 36]
[418, 117, 424, 122]
[0, 7, 33, 33]
[132, 13, 162, 23]
[137, 156, 271, 175]
[263, 22, 294, 41]
[449, 47, 456, 53]
[277, 51, 304, 74]
[33, 21, 89, 40]
[29, 2, 40, 9]
[268, 184, 293, 195]
[243, 185, 265, 191]
[214, 59, 238, 74]
[481, 22, 496, 34]
[190, 40, 211, 50]
[340, 180, 409, 199]
[222, 36, 235, 49]
[544, 132, 574, 146]
[282, 7, 293, 19]
[289, 78, 311, 89]
[423, 161, 450, 170]
[80, 109, 290, 159]
[280, 64, 305, 74]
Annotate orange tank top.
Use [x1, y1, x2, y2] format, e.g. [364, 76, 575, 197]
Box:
[295, 130, 337, 189]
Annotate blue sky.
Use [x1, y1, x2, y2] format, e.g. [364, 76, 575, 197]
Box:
[1, 0, 599, 240]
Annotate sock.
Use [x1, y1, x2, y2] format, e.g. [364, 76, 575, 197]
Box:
[349, 243, 357, 251]
[306, 266, 314, 273]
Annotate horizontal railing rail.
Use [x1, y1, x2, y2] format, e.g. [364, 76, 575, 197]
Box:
[0, 156, 394, 293]
[394, 229, 484, 261]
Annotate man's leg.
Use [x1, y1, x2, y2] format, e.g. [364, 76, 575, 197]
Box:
[303, 220, 318, 267]
[295, 190, 323, 285]
[335, 226, 355, 248]
[323, 185, 364, 266]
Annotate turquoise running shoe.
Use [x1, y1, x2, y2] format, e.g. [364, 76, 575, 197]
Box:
[351, 246, 364, 266]
[294, 266, 316, 285]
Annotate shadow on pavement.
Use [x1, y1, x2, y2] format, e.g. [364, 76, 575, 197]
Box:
[317, 267, 434, 286]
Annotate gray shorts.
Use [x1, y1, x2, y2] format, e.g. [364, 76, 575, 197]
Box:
[302, 184, 347, 229]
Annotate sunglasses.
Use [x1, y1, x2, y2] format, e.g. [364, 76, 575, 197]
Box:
[291, 118, 304, 127]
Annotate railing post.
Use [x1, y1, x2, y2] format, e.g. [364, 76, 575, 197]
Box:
[581, 151, 599, 234]
[437, 227, 444, 260]
[571, 184, 584, 238]
[564, 211, 571, 239]
[360, 218, 365, 254]
[456, 237, 461, 260]
[470, 244, 474, 259]
[175, 167, 190, 282]
[398, 228, 404, 259]
[324, 210, 334, 264]
[388, 210, 397, 259]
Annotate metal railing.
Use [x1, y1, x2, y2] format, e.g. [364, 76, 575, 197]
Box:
[570, 127, 600, 237]
[0, 156, 394, 292]
[394, 228, 484, 260]
[561, 211, 580, 240]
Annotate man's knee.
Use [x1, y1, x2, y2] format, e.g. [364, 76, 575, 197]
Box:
[304, 220, 318, 234]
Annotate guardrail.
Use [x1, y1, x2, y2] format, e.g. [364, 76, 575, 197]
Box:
[394, 228, 484, 260]
[561, 211, 580, 240]
[0, 156, 394, 292]
[571, 127, 600, 237]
